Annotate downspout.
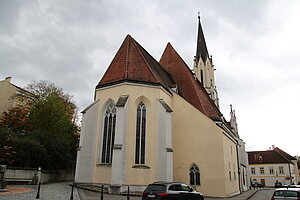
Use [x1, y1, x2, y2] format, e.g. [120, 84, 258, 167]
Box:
[288, 163, 292, 184]
[235, 141, 242, 194]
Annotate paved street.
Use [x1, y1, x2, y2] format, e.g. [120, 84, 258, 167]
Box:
[248, 188, 275, 200]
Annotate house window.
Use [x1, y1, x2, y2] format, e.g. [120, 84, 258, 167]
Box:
[189, 164, 200, 186]
[269, 167, 274, 174]
[260, 167, 265, 174]
[251, 167, 256, 174]
[101, 101, 116, 163]
[279, 167, 284, 174]
[229, 171, 232, 181]
[135, 102, 146, 164]
[234, 171, 236, 180]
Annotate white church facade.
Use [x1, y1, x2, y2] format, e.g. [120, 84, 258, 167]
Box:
[75, 18, 249, 197]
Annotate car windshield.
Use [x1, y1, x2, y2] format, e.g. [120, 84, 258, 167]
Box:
[274, 191, 285, 197]
[181, 184, 192, 192]
[286, 191, 298, 197]
[144, 184, 166, 193]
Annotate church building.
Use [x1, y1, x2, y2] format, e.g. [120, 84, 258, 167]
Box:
[75, 17, 249, 197]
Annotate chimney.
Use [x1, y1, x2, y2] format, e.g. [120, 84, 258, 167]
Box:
[272, 145, 275, 150]
[5, 76, 12, 83]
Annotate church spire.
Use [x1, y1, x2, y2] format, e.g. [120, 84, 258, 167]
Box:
[193, 14, 220, 108]
[195, 13, 209, 63]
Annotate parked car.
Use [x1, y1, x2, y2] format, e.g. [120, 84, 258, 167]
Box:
[271, 187, 300, 200]
[141, 182, 204, 200]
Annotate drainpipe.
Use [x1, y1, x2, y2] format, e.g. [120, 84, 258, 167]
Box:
[288, 163, 292, 184]
[235, 142, 242, 194]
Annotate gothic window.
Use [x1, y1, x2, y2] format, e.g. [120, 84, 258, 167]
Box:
[101, 101, 116, 164]
[189, 164, 200, 186]
[135, 102, 146, 164]
[200, 69, 204, 85]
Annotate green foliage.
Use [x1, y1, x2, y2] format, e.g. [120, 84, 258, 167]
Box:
[0, 80, 79, 169]
[29, 94, 77, 136]
[11, 130, 74, 169]
[0, 106, 32, 134]
[0, 127, 16, 165]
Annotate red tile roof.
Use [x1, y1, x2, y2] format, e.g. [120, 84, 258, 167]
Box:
[273, 147, 297, 161]
[248, 148, 295, 164]
[97, 35, 175, 90]
[159, 43, 221, 121]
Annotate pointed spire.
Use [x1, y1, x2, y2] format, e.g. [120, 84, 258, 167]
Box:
[195, 14, 209, 63]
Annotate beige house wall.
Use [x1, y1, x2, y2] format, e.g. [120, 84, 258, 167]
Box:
[92, 83, 172, 185]
[77, 82, 240, 197]
[221, 132, 240, 196]
[249, 163, 298, 186]
[0, 79, 17, 114]
[172, 93, 239, 197]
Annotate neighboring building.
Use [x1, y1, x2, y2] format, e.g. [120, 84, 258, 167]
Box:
[297, 160, 300, 185]
[75, 17, 248, 197]
[248, 147, 299, 187]
[0, 77, 34, 114]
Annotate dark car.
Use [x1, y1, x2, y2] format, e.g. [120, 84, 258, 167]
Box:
[142, 182, 204, 200]
[271, 188, 300, 200]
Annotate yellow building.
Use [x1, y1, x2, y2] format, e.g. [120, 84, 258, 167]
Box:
[0, 77, 34, 114]
[75, 18, 248, 197]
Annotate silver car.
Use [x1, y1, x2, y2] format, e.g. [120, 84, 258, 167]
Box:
[271, 187, 300, 200]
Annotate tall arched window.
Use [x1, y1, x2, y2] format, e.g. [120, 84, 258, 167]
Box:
[135, 102, 146, 164]
[101, 101, 116, 164]
[200, 69, 204, 85]
[189, 164, 200, 186]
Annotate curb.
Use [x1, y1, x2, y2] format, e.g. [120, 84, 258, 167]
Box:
[246, 190, 258, 200]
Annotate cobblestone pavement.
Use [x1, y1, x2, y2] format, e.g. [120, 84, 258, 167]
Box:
[77, 189, 140, 200]
[0, 182, 141, 200]
[0, 182, 274, 200]
[0, 182, 80, 200]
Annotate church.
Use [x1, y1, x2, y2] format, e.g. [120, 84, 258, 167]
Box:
[75, 17, 249, 197]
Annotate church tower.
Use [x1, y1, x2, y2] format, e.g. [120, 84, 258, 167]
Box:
[193, 16, 219, 108]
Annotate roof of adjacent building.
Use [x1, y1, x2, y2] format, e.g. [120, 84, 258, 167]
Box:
[159, 43, 221, 121]
[97, 34, 176, 92]
[248, 147, 296, 164]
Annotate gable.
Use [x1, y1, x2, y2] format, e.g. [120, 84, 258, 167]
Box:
[159, 43, 221, 121]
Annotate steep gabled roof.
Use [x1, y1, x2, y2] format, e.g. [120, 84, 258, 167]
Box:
[97, 35, 175, 91]
[273, 147, 297, 161]
[248, 149, 295, 164]
[159, 43, 221, 121]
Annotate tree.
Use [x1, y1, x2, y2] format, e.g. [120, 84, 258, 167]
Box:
[28, 94, 77, 137]
[25, 80, 77, 121]
[0, 106, 32, 134]
[0, 127, 16, 165]
[0, 80, 79, 169]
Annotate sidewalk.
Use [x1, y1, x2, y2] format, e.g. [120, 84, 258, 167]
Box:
[205, 189, 260, 200]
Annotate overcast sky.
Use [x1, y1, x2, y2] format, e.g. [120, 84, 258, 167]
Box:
[1, 0, 299, 156]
